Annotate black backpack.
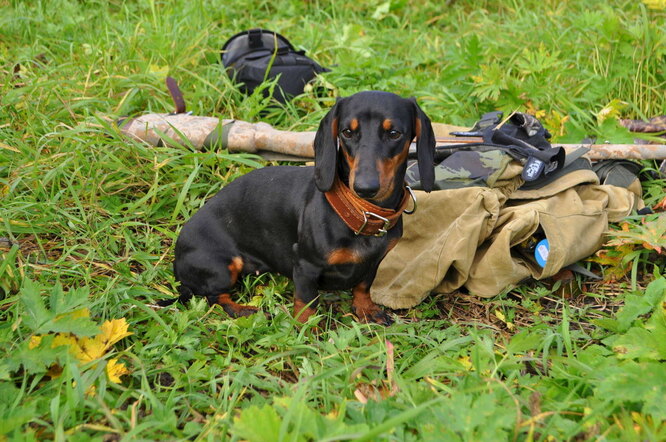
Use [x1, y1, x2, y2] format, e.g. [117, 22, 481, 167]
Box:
[221, 29, 330, 103]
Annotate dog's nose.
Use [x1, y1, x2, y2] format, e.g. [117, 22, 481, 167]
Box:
[354, 177, 380, 198]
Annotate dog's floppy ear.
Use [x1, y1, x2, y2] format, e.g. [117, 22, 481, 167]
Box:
[410, 97, 436, 192]
[314, 97, 343, 192]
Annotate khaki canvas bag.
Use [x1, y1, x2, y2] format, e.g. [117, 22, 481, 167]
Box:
[371, 150, 641, 309]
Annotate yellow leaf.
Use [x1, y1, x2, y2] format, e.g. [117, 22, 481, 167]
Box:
[458, 355, 473, 371]
[29, 335, 43, 349]
[98, 318, 133, 350]
[495, 309, 515, 330]
[55, 307, 91, 322]
[106, 358, 130, 384]
[642, 0, 666, 9]
[72, 381, 97, 398]
[597, 99, 627, 124]
[51, 333, 93, 363]
[76, 336, 107, 364]
[70, 318, 132, 364]
[51, 333, 79, 349]
[147, 64, 169, 79]
[524, 101, 546, 119]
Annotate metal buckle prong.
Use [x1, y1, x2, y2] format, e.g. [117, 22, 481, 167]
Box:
[356, 211, 391, 237]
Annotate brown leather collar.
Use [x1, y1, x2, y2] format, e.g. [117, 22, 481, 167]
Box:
[324, 176, 413, 236]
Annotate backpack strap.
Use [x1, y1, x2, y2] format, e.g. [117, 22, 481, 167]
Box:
[248, 28, 264, 49]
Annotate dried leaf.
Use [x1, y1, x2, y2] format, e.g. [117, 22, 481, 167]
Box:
[597, 99, 627, 124]
[589, 244, 635, 280]
[106, 358, 130, 384]
[606, 217, 666, 256]
[384, 340, 399, 397]
[458, 355, 473, 371]
[98, 318, 133, 350]
[354, 387, 368, 404]
[43, 318, 132, 365]
[51, 333, 79, 350]
[495, 309, 515, 330]
[653, 196, 666, 212]
[76, 336, 108, 364]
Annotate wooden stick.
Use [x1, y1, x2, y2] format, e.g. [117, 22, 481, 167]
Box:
[117, 113, 666, 160]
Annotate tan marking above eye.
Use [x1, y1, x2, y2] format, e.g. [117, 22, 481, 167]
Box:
[350, 118, 359, 131]
[382, 119, 392, 130]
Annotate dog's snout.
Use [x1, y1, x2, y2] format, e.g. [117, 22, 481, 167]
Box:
[353, 176, 380, 198]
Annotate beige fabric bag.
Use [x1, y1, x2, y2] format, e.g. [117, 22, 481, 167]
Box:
[372, 161, 640, 309]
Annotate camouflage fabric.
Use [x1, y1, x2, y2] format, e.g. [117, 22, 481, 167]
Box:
[406, 149, 515, 190]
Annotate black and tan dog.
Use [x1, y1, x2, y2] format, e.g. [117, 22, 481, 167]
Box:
[171, 91, 435, 324]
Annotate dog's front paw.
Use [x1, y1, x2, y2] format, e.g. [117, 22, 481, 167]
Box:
[369, 309, 394, 326]
[352, 305, 393, 326]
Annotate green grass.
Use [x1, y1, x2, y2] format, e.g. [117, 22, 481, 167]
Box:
[1, 0, 666, 440]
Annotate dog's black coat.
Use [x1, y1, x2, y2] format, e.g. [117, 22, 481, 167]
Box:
[173, 91, 435, 324]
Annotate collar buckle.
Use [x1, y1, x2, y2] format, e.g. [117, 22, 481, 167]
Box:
[356, 211, 391, 237]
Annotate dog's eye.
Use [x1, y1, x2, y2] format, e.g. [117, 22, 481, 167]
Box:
[341, 129, 353, 138]
[388, 130, 402, 140]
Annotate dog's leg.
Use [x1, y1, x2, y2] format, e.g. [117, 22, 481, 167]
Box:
[292, 259, 321, 323]
[349, 237, 396, 325]
[207, 293, 259, 318]
[207, 256, 260, 317]
[351, 269, 393, 326]
[186, 255, 257, 318]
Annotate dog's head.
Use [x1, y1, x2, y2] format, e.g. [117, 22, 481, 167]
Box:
[314, 91, 435, 202]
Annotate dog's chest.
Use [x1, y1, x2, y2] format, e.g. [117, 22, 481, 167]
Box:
[317, 243, 386, 289]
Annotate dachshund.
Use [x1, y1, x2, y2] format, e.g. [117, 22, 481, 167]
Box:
[170, 91, 435, 325]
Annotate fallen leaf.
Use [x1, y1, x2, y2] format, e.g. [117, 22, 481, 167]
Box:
[495, 309, 515, 330]
[384, 340, 399, 397]
[98, 318, 133, 351]
[653, 196, 666, 212]
[76, 335, 107, 364]
[106, 358, 130, 384]
[597, 99, 627, 124]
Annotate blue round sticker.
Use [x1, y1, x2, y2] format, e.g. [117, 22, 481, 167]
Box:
[534, 239, 550, 267]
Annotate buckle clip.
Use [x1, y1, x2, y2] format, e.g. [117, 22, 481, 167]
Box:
[403, 186, 417, 215]
[356, 211, 391, 237]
